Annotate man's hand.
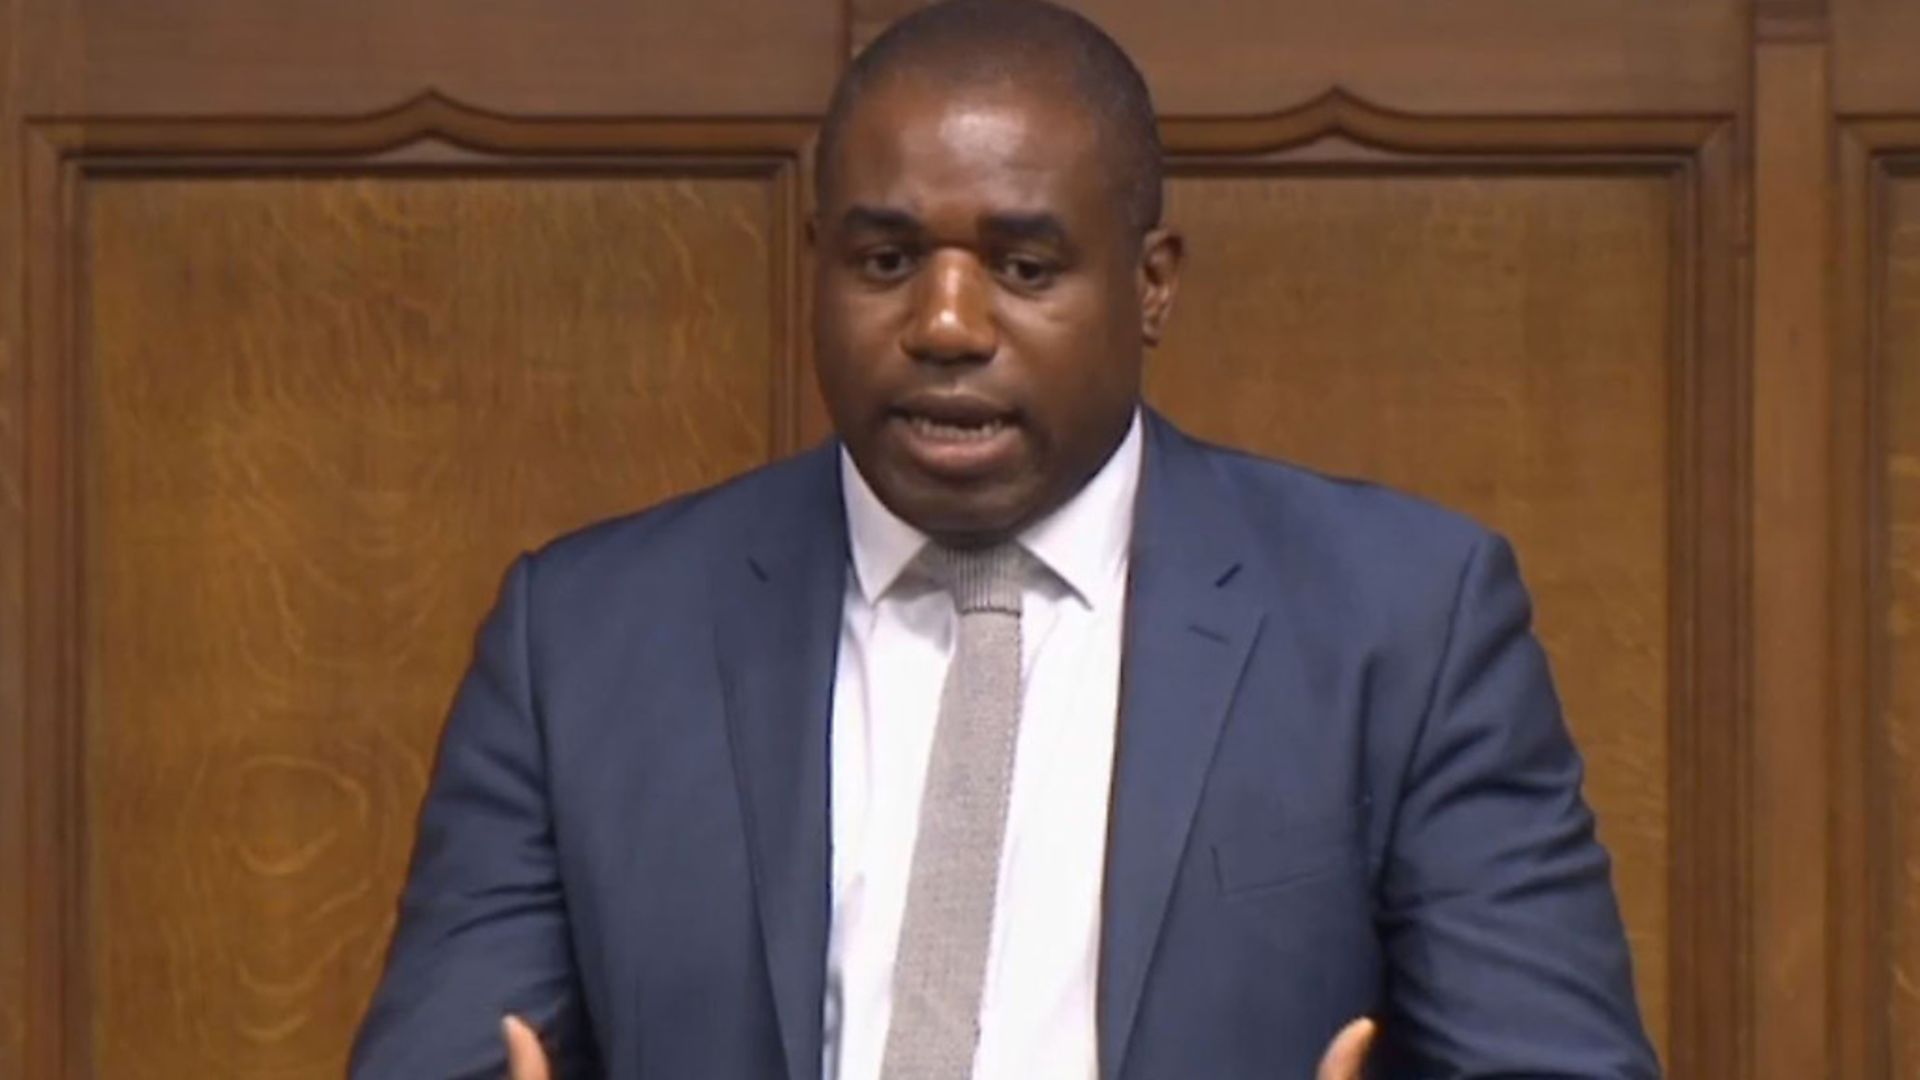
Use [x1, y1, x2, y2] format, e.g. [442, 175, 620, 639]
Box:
[1316, 1017, 1377, 1080]
[503, 1015, 550, 1080]
[508, 1010, 1371, 1079]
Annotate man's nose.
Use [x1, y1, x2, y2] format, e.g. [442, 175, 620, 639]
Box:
[901, 249, 996, 364]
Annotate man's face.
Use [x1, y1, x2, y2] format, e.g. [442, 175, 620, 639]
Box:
[812, 74, 1181, 546]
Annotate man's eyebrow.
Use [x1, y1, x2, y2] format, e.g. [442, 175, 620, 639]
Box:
[980, 212, 1070, 247]
[839, 205, 923, 235]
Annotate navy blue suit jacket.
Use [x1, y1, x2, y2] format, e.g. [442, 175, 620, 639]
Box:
[351, 411, 1657, 1078]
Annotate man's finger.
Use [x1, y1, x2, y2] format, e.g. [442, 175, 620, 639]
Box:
[502, 1015, 551, 1080]
[1315, 1016, 1377, 1080]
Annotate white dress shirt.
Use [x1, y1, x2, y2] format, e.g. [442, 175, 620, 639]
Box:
[823, 413, 1142, 1080]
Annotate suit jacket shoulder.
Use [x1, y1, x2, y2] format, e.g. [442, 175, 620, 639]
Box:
[1168, 426, 1502, 668]
[527, 442, 841, 597]
[1120, 415, 1656, 1077]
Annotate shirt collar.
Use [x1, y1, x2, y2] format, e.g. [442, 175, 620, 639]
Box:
[840, 409, 1142, 608]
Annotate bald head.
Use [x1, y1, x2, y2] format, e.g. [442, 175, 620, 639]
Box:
[816, 0, 1163, 237]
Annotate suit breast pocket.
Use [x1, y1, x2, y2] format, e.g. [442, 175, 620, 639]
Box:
[1212, 808, 1369, 899]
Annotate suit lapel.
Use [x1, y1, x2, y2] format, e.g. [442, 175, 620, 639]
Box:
[712, 445, 846, 1080]
[1098, 414, 1265, 1080]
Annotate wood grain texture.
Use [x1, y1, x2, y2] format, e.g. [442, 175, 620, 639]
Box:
[0, 0, 28, 1071]
[1832, 122, 1895, 1080]
[1675, 121, 1750, 1080]
[5, 3, 1895, 1078]
[79, 174, 778, 1076]
[1884, 171, 1920, 1080]
[1146, 170, 1674, 1057]
[1834, 0, 1920, 113]
[1758, 0, 1829, 43]
[38, 0, 843, 116]
[8, 6, 89, 1077]
[1751, 41, 1834, 1080]
[851, 0, 1743, 115]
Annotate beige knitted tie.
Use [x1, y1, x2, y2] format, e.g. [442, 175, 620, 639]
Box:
[879, 542, 1028, 1080]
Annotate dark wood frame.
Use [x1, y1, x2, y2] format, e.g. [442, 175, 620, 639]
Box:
[1831, 114, 1920, 1080]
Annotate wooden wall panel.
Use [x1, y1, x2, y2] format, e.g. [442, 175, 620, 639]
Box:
[30, 1, 1920, 1078]
[41, 0, 844, 116]
[1882, 172, 1920, 1080]
[1147, 169, 1674, 1056]
[76, 173, 780, 1076]
[1834, 0, 1920, 113]
[852, 0, 1745, 114]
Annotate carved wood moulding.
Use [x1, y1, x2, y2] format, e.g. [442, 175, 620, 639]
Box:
[1833, 115, 1920, 1080]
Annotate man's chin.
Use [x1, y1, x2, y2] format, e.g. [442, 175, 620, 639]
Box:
[873, 474, 1040, 547]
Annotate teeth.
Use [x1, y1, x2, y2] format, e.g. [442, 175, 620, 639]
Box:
[906, 414, 1006, 441]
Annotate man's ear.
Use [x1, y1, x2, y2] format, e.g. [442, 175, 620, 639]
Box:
[1137, 226, 1184, 346]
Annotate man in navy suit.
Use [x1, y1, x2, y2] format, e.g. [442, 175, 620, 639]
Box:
[351, 2, 1657, 1076]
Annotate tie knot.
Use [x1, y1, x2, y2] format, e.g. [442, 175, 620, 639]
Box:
[916, 542, 1028, 614]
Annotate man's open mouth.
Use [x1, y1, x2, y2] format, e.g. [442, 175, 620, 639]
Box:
[887, 395, 1023, 477]
[900, 413, 1012, 441]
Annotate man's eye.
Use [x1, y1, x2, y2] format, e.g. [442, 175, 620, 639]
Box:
[999, 255, 1057, 288]
[859, 249, 915, 281]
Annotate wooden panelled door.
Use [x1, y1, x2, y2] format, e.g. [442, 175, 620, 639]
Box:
[0, 1, 1912, 1077]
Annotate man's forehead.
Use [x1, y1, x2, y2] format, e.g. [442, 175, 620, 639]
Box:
[926, 102, 1033, 156]
[829, 79, 1099, 191]
[843, 68, 1094, 147]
